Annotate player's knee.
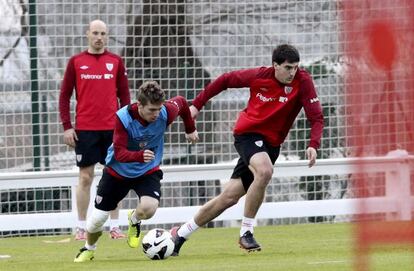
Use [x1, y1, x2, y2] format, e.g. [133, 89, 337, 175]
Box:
[86, 208, 109, 233]
[78, 177, 93, 189]
[79, 170, 94, 186]
[225, 197, 239, 207]
[136, 205, 157, 220]
[255, 167, 273, 184]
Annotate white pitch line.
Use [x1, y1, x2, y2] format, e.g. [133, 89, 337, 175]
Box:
[308, 260, 348, 265]
[42, 238, 71, 244]
[0, 255, 11, 259]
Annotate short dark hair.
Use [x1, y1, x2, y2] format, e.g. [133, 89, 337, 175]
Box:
[136, 81, 165, 105]
[272, 44, 300, 65]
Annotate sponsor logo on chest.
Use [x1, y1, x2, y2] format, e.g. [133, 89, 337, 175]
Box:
[80, 73, 113, 80]
[256, 92, 289, 103]
[256, 93, 276, 102]
[79, 62, 114, 80]
[279, 96, 288, 103]
[255, 83, 297, 103]
[80, 74, 102, 79]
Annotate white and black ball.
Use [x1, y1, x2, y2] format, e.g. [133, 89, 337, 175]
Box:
[142, 228, 175, 260]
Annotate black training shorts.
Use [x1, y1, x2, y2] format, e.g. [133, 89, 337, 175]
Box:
[231, 133, 280, 192]
[94, 168, 163, 211]
[75, 130, 113, 167]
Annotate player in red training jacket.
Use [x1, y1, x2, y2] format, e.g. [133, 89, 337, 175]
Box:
[59, 19, 131, 241]
[171, 44, 324, 254]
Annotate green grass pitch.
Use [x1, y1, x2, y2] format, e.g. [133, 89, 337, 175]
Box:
[0, 223, 412, 271]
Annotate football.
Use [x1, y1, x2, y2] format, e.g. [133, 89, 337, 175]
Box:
[142, 228, 175, 260]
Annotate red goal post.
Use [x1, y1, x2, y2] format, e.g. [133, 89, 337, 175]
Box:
[342, 1, 414, 270]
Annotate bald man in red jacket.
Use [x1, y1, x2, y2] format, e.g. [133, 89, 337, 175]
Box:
[59, 20, 130, 241]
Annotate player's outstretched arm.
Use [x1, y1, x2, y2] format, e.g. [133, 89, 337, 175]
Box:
[165, 96, 199, 144]
[165, 96, 196, 134]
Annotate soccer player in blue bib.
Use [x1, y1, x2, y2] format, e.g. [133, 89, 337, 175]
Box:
[74, 80, 199, 262]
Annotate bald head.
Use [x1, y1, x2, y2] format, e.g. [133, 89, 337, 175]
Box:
[86, 20, 108, 54]
[89, 20, 107, 31]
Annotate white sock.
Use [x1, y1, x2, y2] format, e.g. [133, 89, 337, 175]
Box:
[177, 218, 199, 239]
[78, 220, 86, 229]
[85, 242, 96, 251]
[130, 210, 141, 224]
[240, 216, 255, 237]
[109, 219, 120, 229]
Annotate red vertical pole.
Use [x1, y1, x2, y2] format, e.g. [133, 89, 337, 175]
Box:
[342, 1, 414, 271]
